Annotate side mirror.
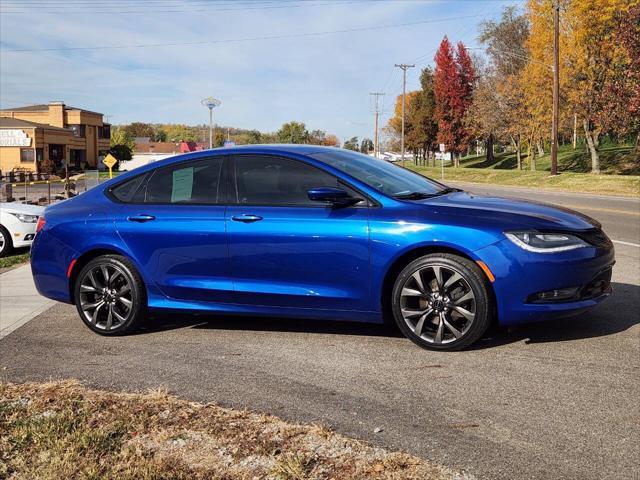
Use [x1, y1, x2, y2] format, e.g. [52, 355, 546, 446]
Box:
[307, 186, 362, 207]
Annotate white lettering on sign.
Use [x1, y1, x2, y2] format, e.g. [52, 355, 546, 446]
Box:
[0, 129, 31, 147]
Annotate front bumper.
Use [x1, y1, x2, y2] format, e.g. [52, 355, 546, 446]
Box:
[7, 221, 37, 248]
[475, 238, 615, 325]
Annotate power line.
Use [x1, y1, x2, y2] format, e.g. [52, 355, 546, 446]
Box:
[0, 0, 527, 14]
[2, 13, 487, 53]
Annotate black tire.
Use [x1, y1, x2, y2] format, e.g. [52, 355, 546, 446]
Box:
[0, 225, 14, 258]
[74, 254, 146, 335]
[391, 253, 493, 351]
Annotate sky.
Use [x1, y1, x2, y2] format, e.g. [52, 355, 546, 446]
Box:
[0, 0, 523, 141]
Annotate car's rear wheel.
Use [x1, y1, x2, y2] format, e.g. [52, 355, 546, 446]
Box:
[74, 255, 146, 335]
[0, 225, 13, 258]
[391, 253, 493, 351]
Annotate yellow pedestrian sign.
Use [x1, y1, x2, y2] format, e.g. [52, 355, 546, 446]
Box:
[103, 153, 118, 179]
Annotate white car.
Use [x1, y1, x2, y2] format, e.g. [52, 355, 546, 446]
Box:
[0, 202, 44, 257]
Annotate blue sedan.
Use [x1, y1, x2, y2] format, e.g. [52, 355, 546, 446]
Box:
[30, 145, 614, 350]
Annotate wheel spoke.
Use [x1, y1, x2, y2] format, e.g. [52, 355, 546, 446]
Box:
[413, 308, 433, 337]
[118, 284, 131, 294]
[117, 296, 133, 309]
[82, 300, 104, 310]
[411, 271, 426, 293]
[91, 301, 105, 324]
[109, 270, 122, 287]
[88, 271, 101, 289]
[401, 307, 428, 319]
[80, 284, 97, 293]
[443, 272, 462, 292]
[100, 265, 110, 286]
[452, 305, 475, 321]
[112, 308, 127, 323]
[453, 290, 474, 306]
[432, 266, 443, 292]
[434, 313, 445, 343]
[106, 305, 113, 330]
[402, 287, 424, 298]
[443, 317, 462, 338]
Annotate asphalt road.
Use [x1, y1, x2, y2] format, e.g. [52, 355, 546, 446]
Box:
[1, 185, 639, 480]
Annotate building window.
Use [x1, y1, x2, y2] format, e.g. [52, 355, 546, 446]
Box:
[98, 124, 111, 139]
[49, 144, 64, 161]
[20, 149, 35, 163]
[70, 125, 86, 138]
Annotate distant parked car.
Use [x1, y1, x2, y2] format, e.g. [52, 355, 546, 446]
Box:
[0, 202, 44, 257]
[31, 146, 614, 350]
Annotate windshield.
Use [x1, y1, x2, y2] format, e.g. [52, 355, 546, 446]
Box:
[310, 149, 446, 197]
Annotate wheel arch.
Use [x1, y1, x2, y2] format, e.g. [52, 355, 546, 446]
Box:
[380, 244, 498, 324]
[68, 247, 141, 304]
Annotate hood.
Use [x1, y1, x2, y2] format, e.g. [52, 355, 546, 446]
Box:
[1, 202, 45, 216]
[416, 191, 600, 231]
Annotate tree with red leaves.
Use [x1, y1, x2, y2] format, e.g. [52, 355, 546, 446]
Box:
[433, 36, 476, 167]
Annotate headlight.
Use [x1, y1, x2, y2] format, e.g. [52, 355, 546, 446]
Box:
[505, 231, 588, 253]
[8, 212, 39, 223]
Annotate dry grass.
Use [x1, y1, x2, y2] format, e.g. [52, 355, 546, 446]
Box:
[0, 381, 472, 480]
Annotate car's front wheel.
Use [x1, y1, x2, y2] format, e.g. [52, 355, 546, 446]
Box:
[74, 254, 146, 335]
[391, 253, 493, 351]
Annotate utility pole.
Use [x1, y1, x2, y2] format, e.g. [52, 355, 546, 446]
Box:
[572, 112, 577, 149]
[395, 63, 415, 167]
[550, 1, 560, 176]
[370, 92, 385, 158]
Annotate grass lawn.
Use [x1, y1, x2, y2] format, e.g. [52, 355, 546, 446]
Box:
[459, 144, 639, 175]
[408, 165, 639, 197]
[0, 251, 30, 271]
[408, 144, 639, 197]
[0, 381, 462, 480]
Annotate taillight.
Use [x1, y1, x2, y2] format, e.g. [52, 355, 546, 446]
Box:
[36, 216, 46, 234]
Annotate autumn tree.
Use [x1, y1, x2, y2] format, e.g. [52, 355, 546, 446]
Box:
[360, 138, 374, 153]
[276, 121, 310, 144]
[409, 68, 439, 165]
[434, 36, 475, 167]
[123, 122, 154, 139]
[343, 137, 359, 151]
[475, 6, 530, 168]
[606, 4, 640, 153]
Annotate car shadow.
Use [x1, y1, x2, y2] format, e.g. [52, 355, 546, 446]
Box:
[137, 282, 639, 348]
[471, 281, 640, 349]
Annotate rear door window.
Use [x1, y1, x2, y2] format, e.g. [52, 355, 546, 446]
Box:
[142, 157, 224, 204]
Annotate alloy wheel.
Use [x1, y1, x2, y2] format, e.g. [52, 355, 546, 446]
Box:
[0, 231, 5, 254]
[78, 263, 134, 331]
[399, 264, 476, 345]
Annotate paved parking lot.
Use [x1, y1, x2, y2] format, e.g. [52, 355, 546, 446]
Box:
[1, 185, 638, 479]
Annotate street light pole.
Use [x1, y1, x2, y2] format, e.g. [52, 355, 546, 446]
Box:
[395, 64, 415, 167]
[201, 97, 221, 149]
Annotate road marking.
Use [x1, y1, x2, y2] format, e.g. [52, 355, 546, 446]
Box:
[612, 240, 640, 248]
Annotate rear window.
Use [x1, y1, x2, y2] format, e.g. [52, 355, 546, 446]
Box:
[109, 174, 146, 203]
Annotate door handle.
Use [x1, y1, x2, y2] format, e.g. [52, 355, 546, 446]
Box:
[127, 214, 156, 223]
[231, 214, 263, 223]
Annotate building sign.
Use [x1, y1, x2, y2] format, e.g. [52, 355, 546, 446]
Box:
[0, 129, 31, 147]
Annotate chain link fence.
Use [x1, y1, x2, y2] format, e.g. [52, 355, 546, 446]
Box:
[1, 170, 124, 205]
